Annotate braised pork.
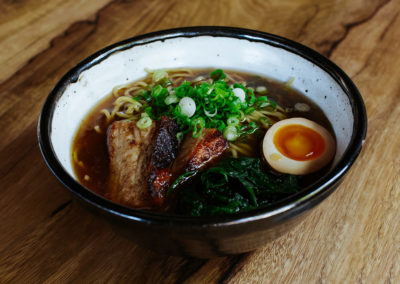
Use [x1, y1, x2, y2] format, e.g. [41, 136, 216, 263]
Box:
[172, 128, 229, 178]
[107, 116, 179, 208]
[147, 116, 180, 205]
[107, 116, 227, 209]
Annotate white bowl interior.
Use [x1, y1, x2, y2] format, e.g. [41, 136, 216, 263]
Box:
[51, 36, 353, 179]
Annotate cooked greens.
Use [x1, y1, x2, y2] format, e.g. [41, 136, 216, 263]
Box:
[174, 157, 299, 216]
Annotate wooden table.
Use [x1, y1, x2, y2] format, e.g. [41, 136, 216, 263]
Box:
[1, 0, 399, 282]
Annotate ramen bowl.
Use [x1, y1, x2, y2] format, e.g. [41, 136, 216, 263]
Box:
[38, 27, 367, 258]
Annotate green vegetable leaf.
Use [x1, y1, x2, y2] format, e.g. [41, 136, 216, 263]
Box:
[176, 158, 299, 216]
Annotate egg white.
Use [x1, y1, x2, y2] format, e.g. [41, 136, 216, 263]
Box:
[262, 117, 336, 175]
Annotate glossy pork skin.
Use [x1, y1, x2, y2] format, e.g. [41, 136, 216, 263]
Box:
[107, 116, 179, 208]
[172, 128, 229, 177]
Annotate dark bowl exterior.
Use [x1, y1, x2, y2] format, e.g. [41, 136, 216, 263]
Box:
[80, 179, 342, 258]
[38, 27, 367, 258]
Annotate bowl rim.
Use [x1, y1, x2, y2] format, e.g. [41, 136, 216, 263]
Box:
[38, 26, 367, 227]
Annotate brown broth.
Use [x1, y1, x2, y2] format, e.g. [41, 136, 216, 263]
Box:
[72, 69, 334, 198]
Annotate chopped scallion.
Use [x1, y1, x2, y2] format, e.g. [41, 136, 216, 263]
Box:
[164, 94, 179, 105]
[152, 69, 168, 83]
[125, 69, 283, 140]
[136, 116, 152, 129]
[223, 126, 238, 141]
[227, 116, 240, 126]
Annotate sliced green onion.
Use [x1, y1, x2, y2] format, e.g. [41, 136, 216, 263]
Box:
[223, 126, 238, 141]
[256, 96, 270, 109]
[238, 110, 245, 121]
[176, 132, 183, 144]
[210, 69, 226, 81]
[239, 122, 258, 136]
[260, 102, 272, 108]
[245, 107, 255, 115]
[193, 76, 205, 83]
[192, 117, 205, 138]
[216, 120, 226, 132]
[164, 94, 179, 105]
[232, 88, 246, 102]
[247, 92, 256, 106]
[285, 77, 295, 86]
[192, 117, 206, 128]
[143, 106, 153, 118]
[151, 85, 167, 98]
[204, 108, 217, 117]
[257, 98, 277, 110]
[227, 116, 239, 126]
[193, 129, 203, 138]
[255, 86, 268, 94]
[233, 83, 246, 89]
[152, 69, 168, 83]
[137, 116, 152, 129]
[269, 100, 277, 110]
[179, 97, 196, 117]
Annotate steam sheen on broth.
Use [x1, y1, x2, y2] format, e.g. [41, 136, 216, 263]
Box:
[72, 69, 335, 216]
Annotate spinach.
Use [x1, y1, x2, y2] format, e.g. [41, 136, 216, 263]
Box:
[175, 157, 299, 216]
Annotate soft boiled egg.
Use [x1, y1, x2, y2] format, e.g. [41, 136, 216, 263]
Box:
[262, 117, 335, 175]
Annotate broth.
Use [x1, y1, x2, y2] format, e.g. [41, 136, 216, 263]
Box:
[72, 69, 334, 210]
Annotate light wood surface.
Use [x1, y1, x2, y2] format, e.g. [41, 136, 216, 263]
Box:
[1, 0, 399, 283]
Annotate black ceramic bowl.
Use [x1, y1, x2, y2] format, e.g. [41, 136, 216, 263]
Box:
[38, 27, 367, 258]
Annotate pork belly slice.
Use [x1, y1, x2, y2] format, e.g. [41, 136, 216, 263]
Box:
[107, 120, 154, 208]
[107, 116, 179, 208]
[172, 128, 229, 179]
[147, 116, 180, 205]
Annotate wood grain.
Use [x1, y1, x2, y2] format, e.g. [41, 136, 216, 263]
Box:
[0, 0, 399, 283]
[0, 0, 111, 84]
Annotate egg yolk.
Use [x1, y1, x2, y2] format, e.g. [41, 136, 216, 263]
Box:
[273, 124, 326, 161]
